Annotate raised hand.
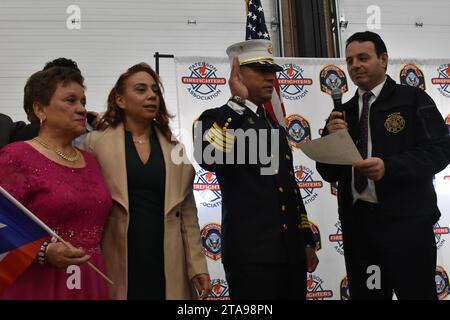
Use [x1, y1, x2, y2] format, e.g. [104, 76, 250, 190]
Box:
[228, 56, 248, 99]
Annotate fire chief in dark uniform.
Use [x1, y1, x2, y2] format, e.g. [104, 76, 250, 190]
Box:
[317, 31, 450, 300]
[193, 39, 318, 300]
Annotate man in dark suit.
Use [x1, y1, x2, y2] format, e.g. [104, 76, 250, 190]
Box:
[0, 113, 14, 149]
[317, 31, 450, 300]
[193, 39, 318, 299]
[0, 113, 39, 149]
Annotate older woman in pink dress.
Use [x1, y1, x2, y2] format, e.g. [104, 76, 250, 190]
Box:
[0, 66, 112, 299]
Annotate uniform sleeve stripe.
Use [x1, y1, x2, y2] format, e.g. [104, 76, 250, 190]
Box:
[206, 129, 234, 147]
[300, 223, 311, 229]
[213, 123, 235, 141]
[205, 133, 232, 153]
[208, 125, 235, 145]
[300, 214, 311, 228]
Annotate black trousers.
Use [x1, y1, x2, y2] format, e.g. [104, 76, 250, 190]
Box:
[341, 200, 438, 300]
[224, 263, 306, 300]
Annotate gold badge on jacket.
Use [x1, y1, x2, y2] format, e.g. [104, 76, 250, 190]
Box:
[384, 112, 405, 133]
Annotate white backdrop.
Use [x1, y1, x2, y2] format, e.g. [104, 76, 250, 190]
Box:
[174, 56, 450, 300]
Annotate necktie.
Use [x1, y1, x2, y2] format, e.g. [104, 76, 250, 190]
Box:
[256, 106, 265, 118]
[257, 106, 270, 128]
[354, 91, 373, 193]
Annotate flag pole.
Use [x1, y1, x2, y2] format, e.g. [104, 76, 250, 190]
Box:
[0, 186, 114, 285]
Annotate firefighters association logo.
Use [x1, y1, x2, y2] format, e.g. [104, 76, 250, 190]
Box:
[399, 64, 426, 90]
[319, 65, 348, 95]
[329, 220, 344, 256]
[278, 64, 313, 100]
[306, 274, 333, 300]
[432, 64, 450, 98]
[193, 169, 221, 209]
[340, 276, 350, 300]
[285, 114, 311, 148]
[182, 62, 226, 100]
[434, 222, 449, 250]
[207, 278, 230, 300]
[293, 165, 323, 205]
[201, 223, 222, 261]
[310, 221, 322, 251]
[436, 266, 450, 300]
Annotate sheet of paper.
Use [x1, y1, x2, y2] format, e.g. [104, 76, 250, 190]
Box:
[299, 130, 362, 165]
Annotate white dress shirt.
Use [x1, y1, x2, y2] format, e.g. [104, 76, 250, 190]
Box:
[351, 77, 387, 204]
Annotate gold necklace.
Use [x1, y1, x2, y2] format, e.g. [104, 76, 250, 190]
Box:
[32, 137, 80, 162]
[133, 138, 148, 144]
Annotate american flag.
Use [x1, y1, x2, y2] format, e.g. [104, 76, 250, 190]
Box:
[246, 0, 286, 127]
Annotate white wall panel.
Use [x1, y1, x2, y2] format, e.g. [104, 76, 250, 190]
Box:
[0, 0, 279, 123]
[338, 0, 450, 59]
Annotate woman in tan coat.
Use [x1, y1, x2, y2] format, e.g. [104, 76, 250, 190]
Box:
[83, 63, 210, 300]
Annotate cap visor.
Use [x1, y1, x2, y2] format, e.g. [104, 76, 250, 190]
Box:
[243, 62, 283, 72]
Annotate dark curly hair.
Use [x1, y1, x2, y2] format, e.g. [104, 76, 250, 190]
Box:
[97, 62, 174, 143]
[43, 57, 80, 72]
[23, 67, 85, 123]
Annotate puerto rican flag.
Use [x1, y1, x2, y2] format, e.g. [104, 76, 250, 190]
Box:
[0, 187, 49, 293]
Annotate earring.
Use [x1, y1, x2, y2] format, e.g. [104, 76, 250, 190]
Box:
[39, 117, 46, 126]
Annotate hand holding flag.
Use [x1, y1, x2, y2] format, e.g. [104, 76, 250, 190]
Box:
[44, 241, 91, 268]
[0, 186, 113, 293]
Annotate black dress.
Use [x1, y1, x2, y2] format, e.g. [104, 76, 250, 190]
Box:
[125, 128, 166, 300]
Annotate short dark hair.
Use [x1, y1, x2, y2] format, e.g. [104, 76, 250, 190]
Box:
[23, 67, 85, 123]
[346, 31, 387, 57]
[43, 58, 80, 72]
[22, 58, 81, 119]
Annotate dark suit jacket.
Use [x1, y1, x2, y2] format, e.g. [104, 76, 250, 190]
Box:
[194, 103, 314, 266]
[0, 113, 39, 149]
[317, 75, 450, 219]
[0, 114, 14, 149]
[11, 121, 39, 142]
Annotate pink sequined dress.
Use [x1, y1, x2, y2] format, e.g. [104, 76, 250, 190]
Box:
[0, 142, 112, 300]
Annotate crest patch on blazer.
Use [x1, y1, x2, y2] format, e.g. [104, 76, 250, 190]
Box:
[384, 112, 405, 133]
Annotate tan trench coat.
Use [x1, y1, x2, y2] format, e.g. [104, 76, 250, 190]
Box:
[82, 123, 208, 299]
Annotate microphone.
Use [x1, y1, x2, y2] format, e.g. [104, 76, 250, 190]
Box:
[331, 88, 345, 121]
